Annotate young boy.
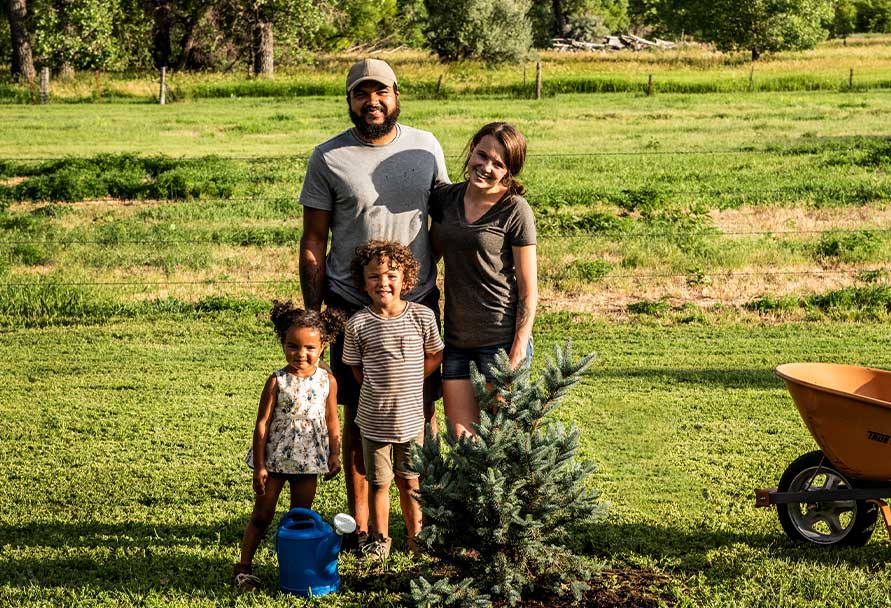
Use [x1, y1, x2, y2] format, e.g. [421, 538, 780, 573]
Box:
[341, 240, 444, 559]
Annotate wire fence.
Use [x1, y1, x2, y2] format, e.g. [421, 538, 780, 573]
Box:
[0, 143, 877, 163]
[1, 267, 889, 288]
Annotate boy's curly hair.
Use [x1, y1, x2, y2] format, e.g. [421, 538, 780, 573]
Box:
[350, 240, 420, 293]
[270, 300, 347, 344]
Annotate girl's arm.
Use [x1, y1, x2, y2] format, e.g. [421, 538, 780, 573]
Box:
[251, 374, 278, 496]
[323, 374, 341, 480]
[509, 244, 538, 370]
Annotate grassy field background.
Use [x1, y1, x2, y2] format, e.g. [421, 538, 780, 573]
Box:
[2, 38, 891, 606]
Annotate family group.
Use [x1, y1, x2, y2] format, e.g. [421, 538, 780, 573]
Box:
[232, 58, 539, 591]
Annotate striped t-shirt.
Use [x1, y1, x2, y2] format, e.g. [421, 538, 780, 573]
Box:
[342, 302, 444, 443]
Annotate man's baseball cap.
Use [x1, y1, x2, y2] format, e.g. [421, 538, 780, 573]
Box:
[346, 58, 397, 94]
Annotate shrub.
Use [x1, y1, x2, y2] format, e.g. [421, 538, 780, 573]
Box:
[812, 230, 878, 263]
[744, 294, 801, 313]
[627, 298, 670, 316]
[410, 343, 603, 607]
[568, 259, 612, 281]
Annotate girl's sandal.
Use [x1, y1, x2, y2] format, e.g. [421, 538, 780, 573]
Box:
[234, 571, 262, 592]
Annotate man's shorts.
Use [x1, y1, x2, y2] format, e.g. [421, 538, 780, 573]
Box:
[324, 286, 442, 415]
[441, 338, 533, 383]
[361, 432, 424, 485]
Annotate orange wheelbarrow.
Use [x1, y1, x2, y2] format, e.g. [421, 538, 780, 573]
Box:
[755, 363, 891, 546]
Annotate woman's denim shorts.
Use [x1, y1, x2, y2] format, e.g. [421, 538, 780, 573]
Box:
[441, 338, 533, 382]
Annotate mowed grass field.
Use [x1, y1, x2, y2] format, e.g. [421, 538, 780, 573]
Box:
[2, 40, 891, 606]
[3, 317, 891, 607]
[2, 89, 891, 318]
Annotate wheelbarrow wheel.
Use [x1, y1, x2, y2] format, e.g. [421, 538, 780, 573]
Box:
[776, 450, 877, 547]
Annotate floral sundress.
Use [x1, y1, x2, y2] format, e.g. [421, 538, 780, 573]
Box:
[245, 366, 330, 474]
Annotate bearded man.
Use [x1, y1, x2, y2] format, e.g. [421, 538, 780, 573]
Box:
[299, 58, 450, 547]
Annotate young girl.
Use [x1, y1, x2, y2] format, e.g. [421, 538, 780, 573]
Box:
[234, 301, 346, 591]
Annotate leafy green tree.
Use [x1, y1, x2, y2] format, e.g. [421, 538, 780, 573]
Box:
[425, 0, 533, 63]
[830, 0, 857, 39]
[30, 0, 139, 72]
[393, 0, 428, 46]
[855, 0, 891, 32]
[409, 342, 605, 607]
[670, 0, 832, 60]
[529, 0, 628, 46]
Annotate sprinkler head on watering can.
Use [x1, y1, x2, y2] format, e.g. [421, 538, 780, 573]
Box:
[333, 513, 357, 536]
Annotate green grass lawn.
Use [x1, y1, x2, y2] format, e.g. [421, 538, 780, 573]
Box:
[2, 314, 891, 607]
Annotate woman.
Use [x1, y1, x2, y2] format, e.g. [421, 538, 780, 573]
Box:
[430, 122, 538, 439]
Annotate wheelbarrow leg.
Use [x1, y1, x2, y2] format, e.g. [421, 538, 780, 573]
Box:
[866, 499, 891, 542]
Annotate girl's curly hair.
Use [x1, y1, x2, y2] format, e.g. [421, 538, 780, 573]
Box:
[270, 300, 347, 344]
[350, 240, 420, 293]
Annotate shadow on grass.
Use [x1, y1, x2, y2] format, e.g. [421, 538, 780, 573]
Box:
[0, 517, 271, 594]
[575, 519, 891, 583]
[597, 367, 782, 390]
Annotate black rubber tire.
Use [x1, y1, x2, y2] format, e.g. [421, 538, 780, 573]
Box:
[776, 450, 877, 547]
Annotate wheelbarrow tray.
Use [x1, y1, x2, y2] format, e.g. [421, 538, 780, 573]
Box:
[776, 363, 891, 481]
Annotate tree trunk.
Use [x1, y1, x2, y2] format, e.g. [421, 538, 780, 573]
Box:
[150, 0, 173, 69]
[551, 0, 565, 37]
[5, 0, 36, 82]
[751, 46, 760, 61]
[253, 19, 273, 77]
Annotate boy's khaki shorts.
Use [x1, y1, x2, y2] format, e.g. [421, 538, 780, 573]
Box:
[361, 432, 425, 485]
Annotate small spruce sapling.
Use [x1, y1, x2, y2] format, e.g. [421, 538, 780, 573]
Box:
[409, 341, 604, 607]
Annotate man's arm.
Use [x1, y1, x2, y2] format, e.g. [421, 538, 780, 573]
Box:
[300, 207, 331, 311]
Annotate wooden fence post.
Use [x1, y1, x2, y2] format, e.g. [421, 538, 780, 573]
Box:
[40, 67, 49, 104]
[159, 67, 167, 105]
[646, 74, 653, 96]
[748, 65, 754, 92]
[435, 74, 443, 95]
[535, 61, 542, 100]
[849, 68, 854, 89]
[95, 70, 102, 103]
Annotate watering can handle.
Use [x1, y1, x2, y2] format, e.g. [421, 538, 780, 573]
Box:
[283, 507, 323, 526]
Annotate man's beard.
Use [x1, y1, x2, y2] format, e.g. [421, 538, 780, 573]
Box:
[349, 101, 400, 140]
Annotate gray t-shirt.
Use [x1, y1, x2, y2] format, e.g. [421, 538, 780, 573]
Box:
[430, 182, 537, 349]
[299, 124, 450, 306]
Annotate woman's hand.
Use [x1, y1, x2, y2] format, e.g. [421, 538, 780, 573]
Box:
[253, 467, 268, 496]
[325, 455, 342, 480]
[508, 342, 528, 370]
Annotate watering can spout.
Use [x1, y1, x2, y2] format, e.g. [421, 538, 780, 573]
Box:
[319, 513, 357, 561]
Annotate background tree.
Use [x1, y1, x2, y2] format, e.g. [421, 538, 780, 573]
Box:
[855, 0, 891, 31]
[529, 0, 628, 46]
[391, 0, 428, 46]
[4, 0, 36, 81]
[830, 0, 858, 39]
[425, 0, 533, 63]
[31, 0, 125, 75]
[410, 343, 605, 607]
[665, 0, 833, 60]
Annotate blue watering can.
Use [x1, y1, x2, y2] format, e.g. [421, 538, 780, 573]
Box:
[275, 508, 356, 597]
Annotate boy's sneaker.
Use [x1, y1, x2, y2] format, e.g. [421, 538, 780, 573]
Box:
[361, 533, 392, 562]
[342, 530, 369, 554]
